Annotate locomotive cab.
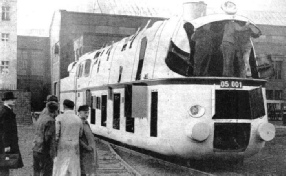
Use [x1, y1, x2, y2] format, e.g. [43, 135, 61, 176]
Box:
[166, 14, 263, 79]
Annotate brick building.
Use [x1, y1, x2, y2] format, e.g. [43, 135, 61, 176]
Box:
[49, 10, 164, 97]
[252, 24, 286, 119]
[0, 0, 17, 90]
[17, 36, 51, 111]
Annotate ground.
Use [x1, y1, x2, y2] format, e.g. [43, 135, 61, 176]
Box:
[9, 120, 286, 176]
[10, 125, 34, 176]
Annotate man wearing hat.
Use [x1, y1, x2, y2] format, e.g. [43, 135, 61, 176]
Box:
[40, 95, 59, 116]
[32, 101, 59, 176]
[78, 105, 97, 176]
[53, 99, 83, 176]
[0, 92, 24, 175]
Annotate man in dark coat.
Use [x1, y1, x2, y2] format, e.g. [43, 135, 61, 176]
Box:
[40, 95, 59, 117]
[0, 91, 24, 176]
[33, 101, 59, 176]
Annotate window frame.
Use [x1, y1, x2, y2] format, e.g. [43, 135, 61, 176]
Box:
[2, 6, 10, 21]
[0, 61, 9, 74]
[1, 33, 9, 42]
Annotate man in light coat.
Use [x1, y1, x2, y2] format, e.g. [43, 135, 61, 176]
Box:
[53, 99, 83, 176]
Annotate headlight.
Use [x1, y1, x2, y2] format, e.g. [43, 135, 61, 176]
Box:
[188, 105, 205, 118]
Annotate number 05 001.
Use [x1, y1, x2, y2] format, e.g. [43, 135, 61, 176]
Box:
[220, 81, 243, 88]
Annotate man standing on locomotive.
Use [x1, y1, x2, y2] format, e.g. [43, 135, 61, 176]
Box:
[191, 24, 217, 76]
[221, 20, 250, 77]
[235, 29, 253, 78]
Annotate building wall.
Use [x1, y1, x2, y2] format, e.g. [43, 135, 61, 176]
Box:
[17, 36, 50, 111]
[74, 33, 128, 60]
[0, 90, 32, 124]
[253, 24, 286, 118]
[49, 10, 164, 97]
[0, 0, 17, 90]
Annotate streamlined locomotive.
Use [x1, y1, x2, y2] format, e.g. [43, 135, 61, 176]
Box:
[59, 1, 275, 163]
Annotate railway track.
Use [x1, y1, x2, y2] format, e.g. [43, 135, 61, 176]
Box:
[95, 137, 214, 176]
[95, 138, 140, 176]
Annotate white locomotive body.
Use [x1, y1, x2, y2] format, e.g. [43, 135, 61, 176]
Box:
[60, 5, 275, 162]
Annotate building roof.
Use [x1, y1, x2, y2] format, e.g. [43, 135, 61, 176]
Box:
[93, 0, 178, 17]
[207, 9, 286, 26]
[91, 0, 286, 26]
[242, 11, 286, 26]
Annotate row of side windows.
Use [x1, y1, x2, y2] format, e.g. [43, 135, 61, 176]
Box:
[90, 94, 133, 132]
[76, 37, 148, 79]
[89, 90, 158, 137]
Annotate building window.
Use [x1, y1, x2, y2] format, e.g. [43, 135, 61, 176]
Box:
[273, 61, 282, 79]
[275, 90, 283, 100]
[2, 6, 10, 21]
[0, 61, 9, 74]
[1, 33, 9, 42]
[266, 90, 273, 100]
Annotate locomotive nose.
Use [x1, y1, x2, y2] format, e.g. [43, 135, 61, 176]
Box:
[185, 122, 210, 142]
[257, 122, 275, 141]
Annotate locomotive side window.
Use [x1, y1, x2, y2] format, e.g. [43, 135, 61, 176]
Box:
[84, 59, 91, 77]
[113, 93, 121, 130]
[125, 85, 134, 133]
[90, 96, 96, 125]
[150, 91, 158, 137]
[118, 66, 123, 83]
[96, 97, 101, 109]
[101, 95, 107, 127]
[76, 63, 84, 78]
[106, 46, 113, 61]
[136, 37, 147, 80]
[97, 59, 101, 73]
[94, 51, 100, 59]
[129, 28, 141, 49]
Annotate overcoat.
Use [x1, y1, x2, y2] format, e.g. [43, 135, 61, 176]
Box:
[53, 110, 83, 176]
[0, 105, 24, 168]
[80, 120, 98, 175]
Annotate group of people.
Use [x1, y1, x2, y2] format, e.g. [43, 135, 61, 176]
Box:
[0, 92, 97, 176]
[33, 95, 97, 176]
[192, 20, 254, 78]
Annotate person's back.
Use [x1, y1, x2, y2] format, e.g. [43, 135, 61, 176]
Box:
[56, 111, 82, 151]
[192, 26, 214, 48]
[53, 99, 82, 176]
[192, 24, 216, 76]
[33, 113, 54, 153]
[33, 102, 58, 176]
[236, 29, 252, 50]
